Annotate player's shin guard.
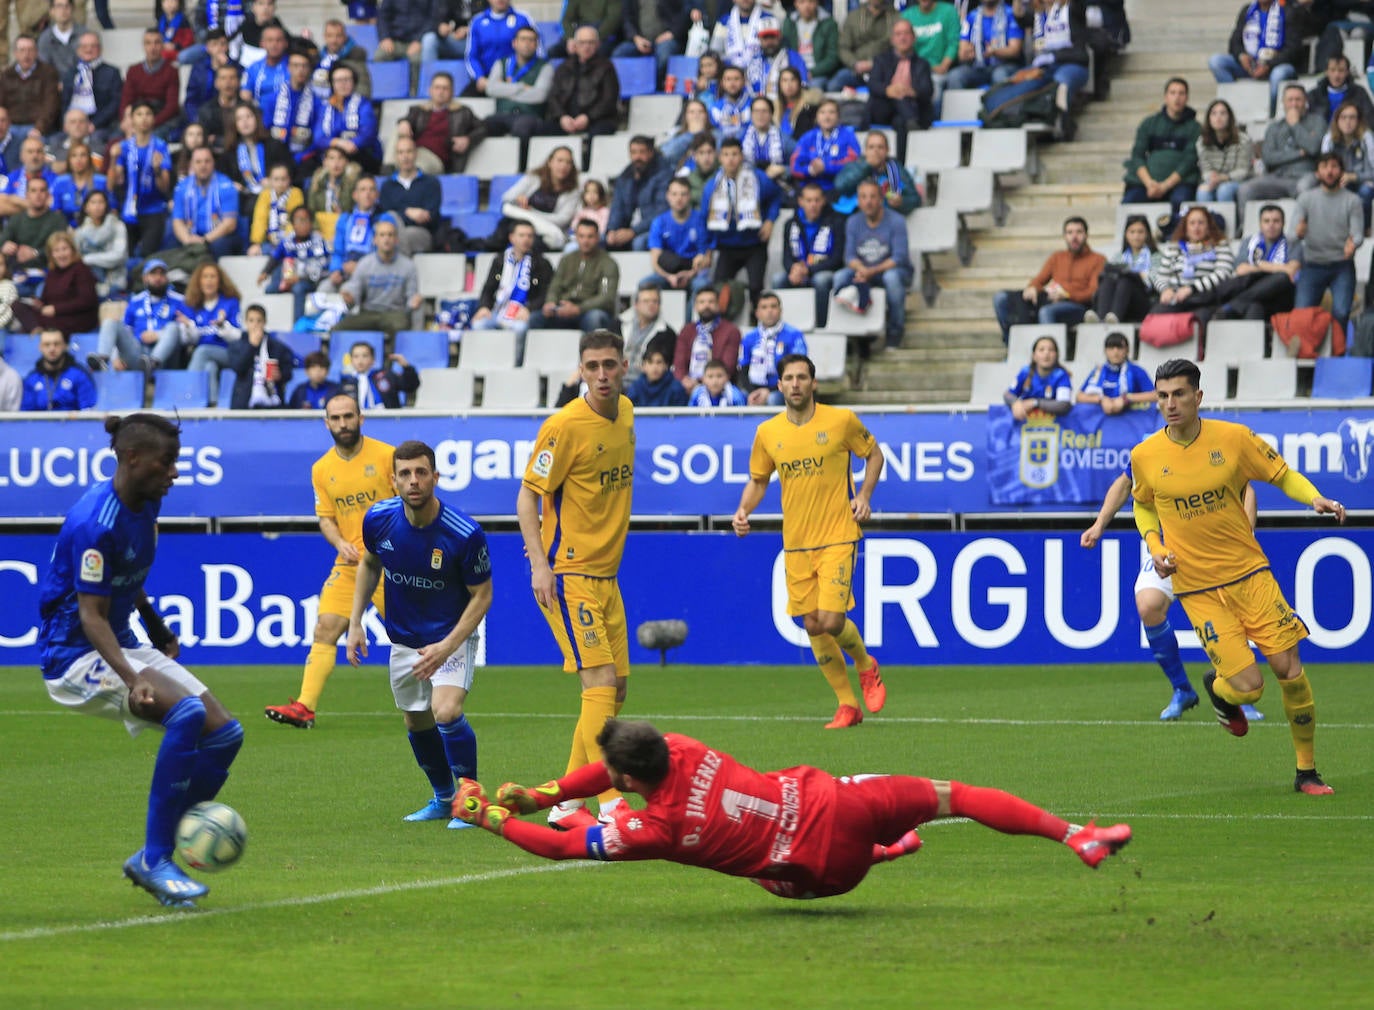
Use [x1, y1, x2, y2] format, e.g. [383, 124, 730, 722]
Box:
[437, 714, 478, 780]
[409, 727, 455, 801]
[298, 642, 337, 711]
[809, 634, 858, 708]
[1279, 671, 1317, 770]
[184, 719, 244, 808]
[948, 781, 1069, 842]
[147, 696, 208, 862]
[834, 620, 872, 672]
[1143, 619, 1192, 691]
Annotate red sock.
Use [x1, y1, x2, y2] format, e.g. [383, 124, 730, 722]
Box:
[949, 782, 1069, 842]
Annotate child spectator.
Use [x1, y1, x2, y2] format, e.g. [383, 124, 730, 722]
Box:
[1075, 331, 1155, 415]
[249, 162, 305, 255]
[261, 205, 332, 321]
[694, 52, 724, 104]
[688, 357, 748, 407]
[288, 350, 339, 409]
[1004, 334, 1072, 422]
[567, 180, 610, 250]
[340, 340, 419, 410]
[226, 303, 296, 408]
[627, 347, 689, 407]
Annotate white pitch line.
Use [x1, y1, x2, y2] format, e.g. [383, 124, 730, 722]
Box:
[7, 710, 1374, 729]
[0, 861, 595, 944]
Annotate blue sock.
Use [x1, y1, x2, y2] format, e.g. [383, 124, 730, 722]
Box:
[185, 719, 244, 808]
[437, 714, 478, 780]
[1143, 620, 1192, 692]
[146, 696, 207, 864]
[408, 728, 454, 802]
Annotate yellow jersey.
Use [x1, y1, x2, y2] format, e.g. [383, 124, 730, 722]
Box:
[749, 403, 877, 551]
[523, 395, 635, 578]
[312, 436, 397, 562]
[1131, 419, 1287, 594]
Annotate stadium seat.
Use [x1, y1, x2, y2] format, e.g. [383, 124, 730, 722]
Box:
[589, 133, 635, 179]
[329, 331, 384, 380]
[1357, 240, 1374, 285]
[906, 205, 964, 304]
[460, 96, 495, 118]
[415, 253, 470, 299]
[1197, 359, 1231, 401]
[969, 129, 1030, 176]
[611, 251, 654, 296]
[1007, 324, 1068, 365]
[217, 374, 236, 409]
[1136, 332, 1199, 372]
[775, 287, 816, 332]
[613, 57, 657, 99]
[1116, 202, 1170, 245]
[526, 134, 580, 173]
[658, 288, 688, 328]
[487, 174, 524, 210]
[932, 167, 997, 221]
[933, 89, 984, 127]
[1074, 323, 1137, 361]
[1241, 198, 1298, 241]
[456, 329, 518, 371]
[461, 212, 502, 242]
[278, 330, 322, 365]
[220, 255, 269, 301]
[536, 21, 563, 52]
[4, 333, 41, 374]
[259, 294, 296, 332]
[470, 253, 495, 293]
[93, 371, 145, 411]
[479, 367, 542, 408]
[418, 366, 474, 409]
[350, 23, 380, 54]
[102, 29, 146, 68]
[911, 127, 963, 174]
[419, 61, 468, 98]
[629, 94, 686, 135]
[377, 98, 412, 155]
[1236, 358, 1297, 400]
[440, 175, 480, 217]
[969, 361, 1010, 405]
[825, 290, 887, 339]
[1202, 320, 1266, 365]
[463, 137, 522, 179]
[666, 55, 698, 94]
[367, 60, 411, 101]
[152, 370, 210, 409]
[394, 330, 451, 372]
[1216, 80, 1271, 124]
[522, 329, 583, 375]
[809, 333, 847, 382]
[1311, 356, 1374, 398]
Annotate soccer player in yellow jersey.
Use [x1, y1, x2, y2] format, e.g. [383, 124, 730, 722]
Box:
[265, 394, 395, 729]
[517, 330, 636, 829]
[733, 354, 887, 729]
[1131, 359, 1346, 795]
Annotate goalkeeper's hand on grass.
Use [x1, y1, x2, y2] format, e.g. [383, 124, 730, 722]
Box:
[454, 779, 510, 834]
[496, 780, 563, 814]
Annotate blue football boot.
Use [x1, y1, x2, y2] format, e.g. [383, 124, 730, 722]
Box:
[403, 797, 452, 822]
[1159, 688, 1199, 721]
[123, 850, 208, 907]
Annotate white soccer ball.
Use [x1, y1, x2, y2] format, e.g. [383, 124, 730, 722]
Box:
[176, 801, 247, 872]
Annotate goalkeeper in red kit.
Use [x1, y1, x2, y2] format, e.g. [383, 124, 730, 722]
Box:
[454, 720, 1132, 899]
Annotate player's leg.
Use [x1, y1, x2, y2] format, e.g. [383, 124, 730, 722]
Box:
[790, 549, 860, 727]
[391, 645, 456, 821]
[824, 543, 885, 714]
[1181, 589, 1264, 737]
[431, 636, 482, 827]
[596, 585, 633, 819]
[183, 688, 245, 810]
[1134, 562, 1197, 720]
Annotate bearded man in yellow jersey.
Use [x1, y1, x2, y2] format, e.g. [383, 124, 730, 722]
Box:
[265, 394, 395, 729]
[733, 354, 887, 729]
[517, 330, 637, 830]
[1131, 359, 1346, 795]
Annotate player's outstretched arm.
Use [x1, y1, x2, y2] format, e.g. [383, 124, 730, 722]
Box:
[455, 779, 605, 861]
[497, 762, 614, 813]
[1274, 470, 1347, 524]
[1081, 472, 1132, 549]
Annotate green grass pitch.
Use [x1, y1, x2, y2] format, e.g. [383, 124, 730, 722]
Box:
[2, 661, 1371, 1010]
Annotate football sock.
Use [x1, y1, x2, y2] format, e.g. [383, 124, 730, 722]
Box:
[948, 781, 1069, 842]
[297, 642, 336, 711]
[809, 634, 858, 708]
[1143, 619, 1191, 692]
[185, 719, 244, 808]
[577, 686, 621, 807]
[564, 726, 589, 777]
[408, 728, 455, 801]
[835, 620, 873, 672]
[1280, 671, 1317, 771]
[1213, 676, 1263, 707]
[437, 714, 478, 780]
[146, 696, 208, 863]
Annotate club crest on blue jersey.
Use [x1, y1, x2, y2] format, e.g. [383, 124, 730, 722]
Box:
[431, 549, 443, 570]
[1018, 414, 1060, 489]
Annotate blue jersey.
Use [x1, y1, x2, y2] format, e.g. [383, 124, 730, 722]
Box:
[38, 481, 160, 678]
[1009, 365, 1072, 402]
[648, 209, 712, 258]
[362, 497, 491, 649]
[243, 57, 289, 107]
[51, 173, 109, 225]
[1080, 359, 1153, 399]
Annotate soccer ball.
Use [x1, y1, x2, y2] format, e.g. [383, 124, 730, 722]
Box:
[176, 802, 247, 872]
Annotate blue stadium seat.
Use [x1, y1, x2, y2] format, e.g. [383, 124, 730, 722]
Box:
[218, 373, 237, 408]
[440, 174, 480, 216]
[93, 371, 144, 411]
[367, 60, 411, 100]
[459, 211, 501, 241]
[1311, 356, 1374, 399]
[4, 333, 41, 374]
[152, 370, 210, 409]
[277, 330, 321, 366]
[486, 174, 524, 210]
[329, 330, 385, 380]
[613, 57, 657, 99]
[350, 23, 379, 55]
[395, 330, 451, 372]
[536, 21, 562, 52]
[666, 55, 697, 95]
[419, 61, 468, 98]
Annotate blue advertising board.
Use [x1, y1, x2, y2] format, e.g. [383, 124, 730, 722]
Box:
[0, 407, 1369, 519]
[4, 530, 1370, 667]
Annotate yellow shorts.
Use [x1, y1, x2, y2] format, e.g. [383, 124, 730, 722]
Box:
[784, 542, 858, 617]
[1179, 569, 1308, 680]
[540, 574, 630, 676]
[318, 561, 386, 620]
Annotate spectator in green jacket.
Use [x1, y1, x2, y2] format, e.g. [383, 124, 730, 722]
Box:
[529, 219, 622, 334]
[833, 131, 921, 216]
[782, 0, 840, 91]
[1122, 77, 1201, 235]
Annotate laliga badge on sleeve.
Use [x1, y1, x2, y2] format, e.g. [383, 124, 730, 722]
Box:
[80, 549, 105, 583]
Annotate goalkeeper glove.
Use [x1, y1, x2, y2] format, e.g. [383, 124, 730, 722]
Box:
[496, 780, 563, 813]
[454, 778, 511, 834]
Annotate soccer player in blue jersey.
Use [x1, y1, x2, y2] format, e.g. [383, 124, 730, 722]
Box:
[347, 440, 493, 829]
[37, 414, 244, 909]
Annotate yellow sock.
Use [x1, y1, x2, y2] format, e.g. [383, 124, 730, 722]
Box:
[1214, 677, 1263, 706]
[809, 634, 857, 708]
[1280, 671, 1317, 770]
[574, 686, 621, 806]
[297, 642, 337, 711]
[834, 620, 873, 672]
[563, 724, 588, 778]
